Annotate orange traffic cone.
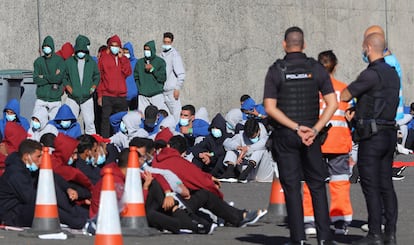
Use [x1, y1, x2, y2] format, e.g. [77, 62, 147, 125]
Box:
[19, 147, 66, 237]
[262, 173, 287, 224]
[120, 146, 157, 236]
[95, 168, 123, 245]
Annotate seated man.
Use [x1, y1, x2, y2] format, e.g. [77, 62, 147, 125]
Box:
[140, 105, 165, 138]
[240, 94, 267, 122]
[110, 112, 148, 150]
[27, 107, 58, 142]
[0, 99, 30, 141]
[74, 135, 101, 185]
[191, 113, 233, 177]
[48, 104, 81, 139]
[220, 118, 268, 183]
[0, 122, 28, 176]
[0, 139, 41, 226]
[175, 104, 209, 149]
[225, 108, 244, 135]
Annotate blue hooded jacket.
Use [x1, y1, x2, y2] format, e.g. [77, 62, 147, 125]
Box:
[0, 99, 30, 140]
[48, 104, 81, 138]
[124, 42, 139, 101]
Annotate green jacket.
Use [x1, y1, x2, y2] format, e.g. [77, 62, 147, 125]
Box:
[134, 40, 166, 97]
[63, 55, 100, 104]
[33, 36, 65, 102]
[63, 35, 100, 104]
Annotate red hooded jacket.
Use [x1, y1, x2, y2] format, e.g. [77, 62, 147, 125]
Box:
[0, 122, 27, 176]
[152, 147, 223, 199]
[97, 35, 131, 98]
[51, 133, 93, 191]
[56, 42, 74, 60]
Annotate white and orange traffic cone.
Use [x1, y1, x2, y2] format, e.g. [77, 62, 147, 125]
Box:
[19, 147, 65, 237]
[262, 173, 287, 224]
[94, 168, 123, 245]
[120, 146, 157, 236]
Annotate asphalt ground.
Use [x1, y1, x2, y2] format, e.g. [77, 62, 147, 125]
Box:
[0, 167, 413, 245]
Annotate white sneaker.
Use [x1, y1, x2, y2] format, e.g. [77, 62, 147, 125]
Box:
[305, 226, 317, 236]
[360, 223, 385, 232]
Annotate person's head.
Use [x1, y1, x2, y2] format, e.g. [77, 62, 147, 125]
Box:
[122, 47, 130, 59]
[362, 33, 386, 63]
[364, 25, 385, 39]
[4, 109, 17, 122]
[128, 137, 149, 166]
[154, 128, 173, 151]
[97, 45, 107, 59]
[18, 139, 43, 171]
[243, 118, 260, 143]
[40, 133, 56, 148]
[108, 35, 122, 56]
[158, 109, 169, 118]
[318, 50, 338, 74]
[144, 105, 159, 129]
[162, 32, 174, 52]
[240, 94, 251, 104]
[168, 135, 187, 155]
[42, 36, 55, 57]
[77, 134, 98, 163]
[283, 26, 305, 53]
[118, 148, 130, 175]
[179, 105, 196, 126]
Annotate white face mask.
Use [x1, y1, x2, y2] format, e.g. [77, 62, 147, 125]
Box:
[144, 50, 151, 58]
[124, 53, 131, 59]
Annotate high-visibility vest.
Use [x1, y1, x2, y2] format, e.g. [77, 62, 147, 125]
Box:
[319, 76, 352, 154]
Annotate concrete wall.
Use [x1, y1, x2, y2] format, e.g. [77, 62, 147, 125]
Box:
[1, 0, 414, 117]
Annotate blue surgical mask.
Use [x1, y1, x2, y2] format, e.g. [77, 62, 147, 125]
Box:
[362, 51, 369, 63]
[120, 121, 127, 133]
[110, 46, 120, 55]
[26, 155, 39, 172]
[226, 122, 234, 130]
[179, 118, 189, 126]
[32, 120, 41, 130]
[211, 128, 222, 138]
[86, 156, 95, 165]
[162, 44, 172, 51]
[43, 46, 52, 55]
[250, 136, 260, 144]
[5, 114, 16, 121]
[76, 52, 86, 59]
[144, 50, 151, 58]
[67, 157, 74, 166]
[96, 154, 106, 165]
[60, 120, 71, 129]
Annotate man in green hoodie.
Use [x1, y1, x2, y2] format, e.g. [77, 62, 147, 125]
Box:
[135, 40, 168, 113]
[33, 36, 66, 121]
[63, 35, 100, 134]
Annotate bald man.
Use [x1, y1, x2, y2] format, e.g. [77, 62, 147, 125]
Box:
[341, 33, 399, 245]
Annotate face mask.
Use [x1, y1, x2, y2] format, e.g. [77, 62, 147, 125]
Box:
[179, 118, 189, 126]
[67, 157, 74, 166]
[226, 122, 234, 130]
[60, 120, 71, 129]
[76, 52, 86, 59]
[5, 114, 16, 122]
[144, 50, 151, 58]
[26, 155, 39, 172]
[86, 156, 95, 165]
[250, 136, 260, 144]
[362, 50, 369, 63]
[43, 46, 52, 55]
[124, 53, 131, 59]
[211, 128, 222, 138]
[96, 154, 106, 165]
[87, 45, 90, 50]
[162, 44, 172, 51]
[32, 120, 41, 130]
[120, 121, 127, 133]
[110, 46, 120, 55]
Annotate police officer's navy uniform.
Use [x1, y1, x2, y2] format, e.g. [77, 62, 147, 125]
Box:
[346, 58, 399, 237]
[263, 52, 334, 242]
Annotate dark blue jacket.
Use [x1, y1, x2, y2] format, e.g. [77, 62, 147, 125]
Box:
[74, 158, 101, 185]
[0, 99, 30, 140]
[49, 104, 81, 139]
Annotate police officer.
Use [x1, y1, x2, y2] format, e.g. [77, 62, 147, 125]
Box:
[263, 26, 338, 245]
[341, 33, 399, 245]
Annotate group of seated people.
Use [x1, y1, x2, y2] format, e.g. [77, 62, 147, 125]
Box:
[0, 94, 270, 234]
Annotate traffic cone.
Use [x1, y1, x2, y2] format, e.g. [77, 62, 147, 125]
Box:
[120, 146, 157, 236]
[19, 147, 66, 237]
[95, 168, 123, 245]
[262, 172, 287, 224]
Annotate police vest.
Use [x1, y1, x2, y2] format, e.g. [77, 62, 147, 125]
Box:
[276, 58, 319, 126]
[355, 65, 399, 122]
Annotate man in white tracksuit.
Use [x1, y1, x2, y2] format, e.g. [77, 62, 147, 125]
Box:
[160, 32, 186, 123]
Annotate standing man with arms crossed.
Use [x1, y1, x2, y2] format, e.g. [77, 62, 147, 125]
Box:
[263, 26, 337, 245]
[160, 32, 186, 123]
[341, 33, 399, 245]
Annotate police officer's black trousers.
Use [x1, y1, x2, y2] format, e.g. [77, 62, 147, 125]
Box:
[358, 128, 398, 235]
[271, 128, 332, 242]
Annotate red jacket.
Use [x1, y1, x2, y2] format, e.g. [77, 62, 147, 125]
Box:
[0, 122, 27, 176]
[152, 147, 223, 199]
[97, 35, 131, 98]
[51, 133, 93, 191]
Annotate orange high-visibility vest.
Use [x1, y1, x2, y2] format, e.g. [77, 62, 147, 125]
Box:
[319, 76, 352, 154]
